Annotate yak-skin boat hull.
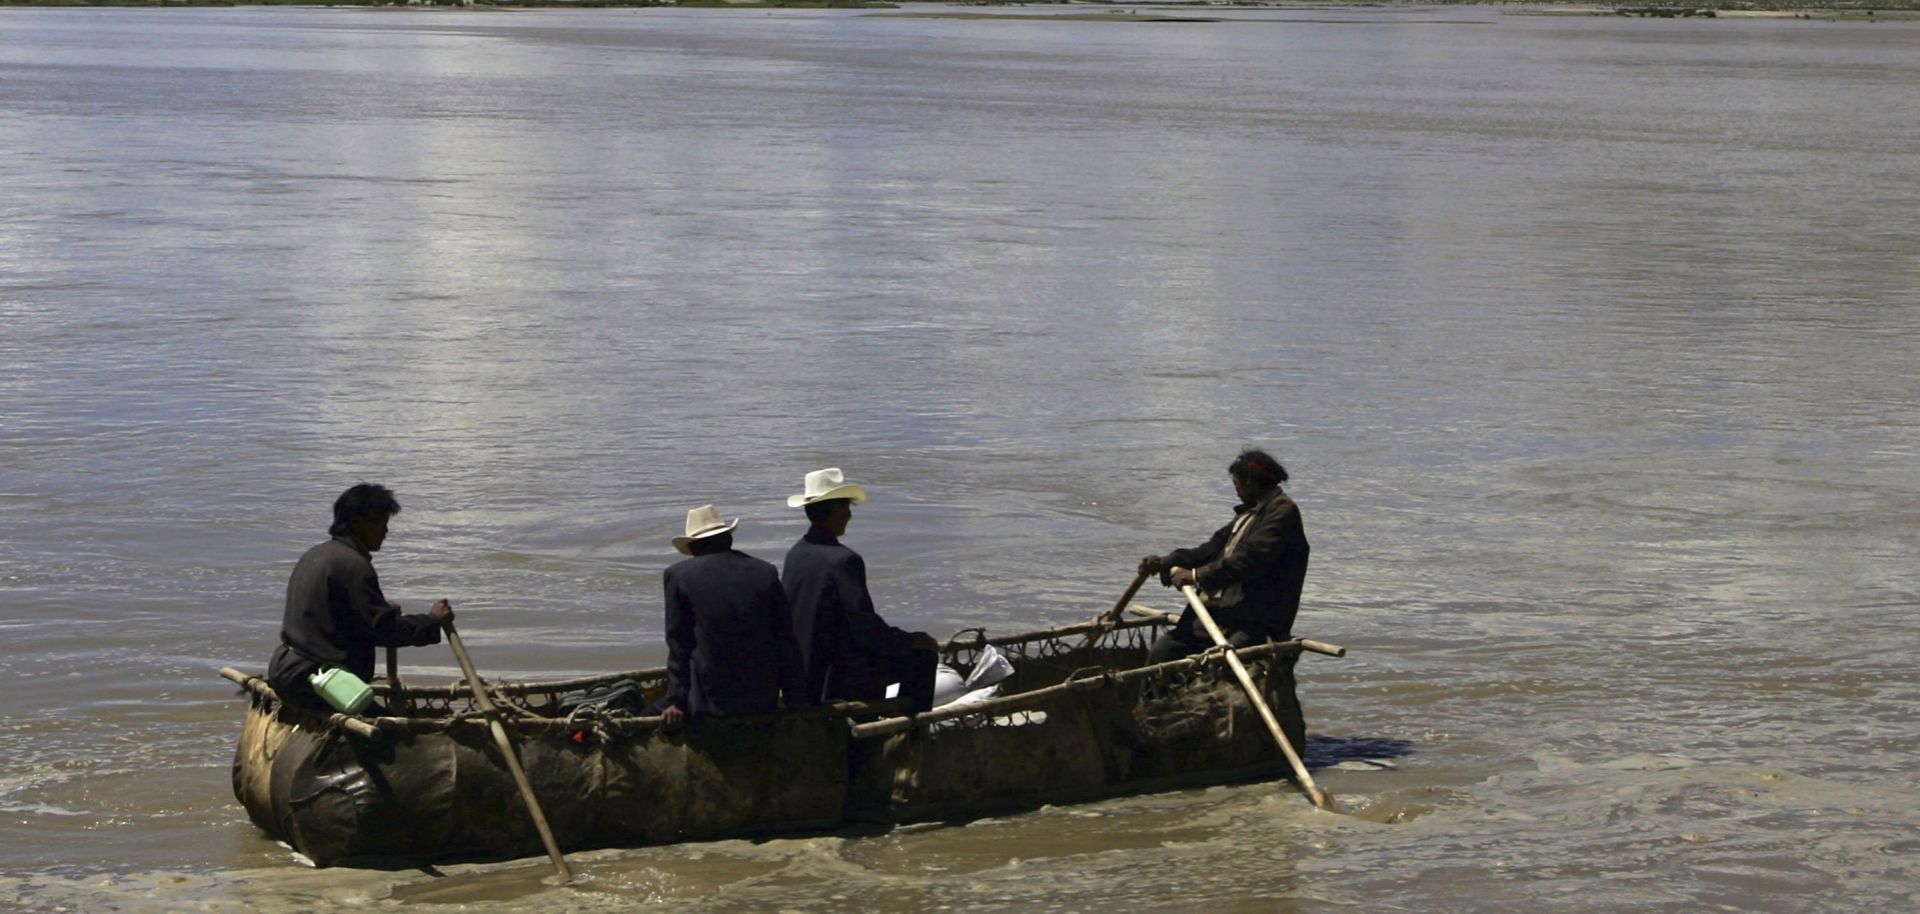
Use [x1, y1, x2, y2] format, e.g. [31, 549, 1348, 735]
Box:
[225, 618, 1310, 865]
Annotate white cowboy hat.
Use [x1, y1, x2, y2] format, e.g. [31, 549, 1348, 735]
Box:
[787, 467, 869, 508]
[671, 504, 740, 555]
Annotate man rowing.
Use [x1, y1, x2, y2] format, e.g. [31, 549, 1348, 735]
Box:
[1139, 450, 1310, 664]
[267, 483, 453, 712]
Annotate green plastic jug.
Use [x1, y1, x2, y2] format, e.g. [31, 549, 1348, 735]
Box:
[309, 667, 374, 715]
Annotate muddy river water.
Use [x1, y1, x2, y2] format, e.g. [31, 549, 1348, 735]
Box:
[2, 6, 1917, 911]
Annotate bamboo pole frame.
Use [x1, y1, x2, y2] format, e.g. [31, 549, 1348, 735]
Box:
[222, 667, 911, 738]
[1126, 607, 1346, 657]
[219, 667, 380, 740]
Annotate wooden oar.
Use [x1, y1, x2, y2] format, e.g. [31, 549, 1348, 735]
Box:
[443, 621, 574, 884]
[1179, 584, 1332, 810]
[1076, 569, 1153, 653]
[385, 645, 405, 714]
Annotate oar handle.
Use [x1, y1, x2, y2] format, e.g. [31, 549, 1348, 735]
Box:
[1077, 569, 1154, 654]
[1180, 585, 1332, 810]
[1101, 569, 1153, 626]
[385, 645, 405, 713]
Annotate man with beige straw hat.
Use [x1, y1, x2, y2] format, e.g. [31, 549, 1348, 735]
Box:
[781, 468, 939, 712]
[657, 504, 809, 726]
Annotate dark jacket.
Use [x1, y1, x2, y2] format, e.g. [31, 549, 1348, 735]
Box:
[1161, 487, 1310, 638]
[663, 549, 809, 718]
[782, 528, 917, 702]
[267, 536, 442, 709]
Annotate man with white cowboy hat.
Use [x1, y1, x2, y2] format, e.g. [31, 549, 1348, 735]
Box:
[658, 504, 809, 726]
[781, 468, 939, 712]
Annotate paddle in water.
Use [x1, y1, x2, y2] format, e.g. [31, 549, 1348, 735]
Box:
[444, 620, 575, 884]
[1180, 585, 1333, 810]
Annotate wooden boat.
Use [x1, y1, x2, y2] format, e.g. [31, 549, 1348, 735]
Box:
[221, 613, 1334, 866]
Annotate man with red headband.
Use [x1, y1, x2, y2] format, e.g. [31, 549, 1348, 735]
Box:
[1138, 449, 1311, 664]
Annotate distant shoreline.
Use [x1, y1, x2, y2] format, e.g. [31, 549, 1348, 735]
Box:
[3, 0, 1917, 15]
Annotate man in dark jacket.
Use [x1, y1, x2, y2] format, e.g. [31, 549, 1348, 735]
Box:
[267, 483, 452, 711]
[781, 468, 938, 712]
[659, 505, 810, 726]
[1139, 450, 1310, 664]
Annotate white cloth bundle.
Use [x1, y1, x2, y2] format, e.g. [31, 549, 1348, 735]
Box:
[928, 643, 1015, 710]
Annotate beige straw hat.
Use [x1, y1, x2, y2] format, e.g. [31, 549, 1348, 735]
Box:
[787, 467, 869, 508]
[671, 504, 740, 555]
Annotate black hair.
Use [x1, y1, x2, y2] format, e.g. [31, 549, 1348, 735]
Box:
[803, 498, 850, 525]
[330, 483, 401, 537]
[1229, 450, 1289, 490]
[687, 531, 733, 556]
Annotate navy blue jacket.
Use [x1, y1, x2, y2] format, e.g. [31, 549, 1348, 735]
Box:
[782, 528, 917, 702]
[663, 549, 809, 718]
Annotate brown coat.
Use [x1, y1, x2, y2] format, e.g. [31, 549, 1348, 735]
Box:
[1160, 487, 1310, 638]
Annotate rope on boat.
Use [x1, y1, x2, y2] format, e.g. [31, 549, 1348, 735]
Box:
[447, 677, 542, 718]
[561, 703, 620, 745]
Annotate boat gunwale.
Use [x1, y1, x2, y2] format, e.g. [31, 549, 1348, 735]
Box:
[343, 615, 1176, 701]
[849, 637, 1305, 738]
[219, 621, 1314, 740]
